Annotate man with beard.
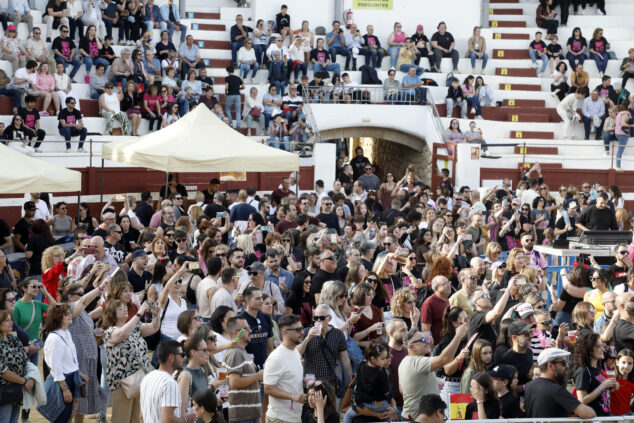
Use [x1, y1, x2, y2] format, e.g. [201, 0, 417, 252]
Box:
[520, 232, 546, 272]
[576, 192, 618, 231]
[104, 223, 126, 266]
[496, 321, 535, 395]
[554, 200, 580, 242]
[311, 250, 339, 302]
[387, 318, 409, 416]
[350, 146, 371, 181]
[264, 248, 294, 298]
[239, 286, 274, 371]
[525, 348, 595, 418]
[304, 247, 320, 278]
[614, 295, 634, 352]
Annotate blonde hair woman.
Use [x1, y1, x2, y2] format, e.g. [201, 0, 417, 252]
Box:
[41, 245, 83, 302]
[390, 288, 420, 330]
[318, 280, 360, 337]
[484, 242, 501, 264]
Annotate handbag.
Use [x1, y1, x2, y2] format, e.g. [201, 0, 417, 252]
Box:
[120, 367, 148, 399]
[250, 106, 261, 117]
[0, 382, 23, 405]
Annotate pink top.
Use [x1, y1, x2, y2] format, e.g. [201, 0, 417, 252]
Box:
[393, 31, 406, 43]
[143, 93, 161, 114]
[36, 73, 55, 91]
[462, 84, 475, 96]
[615, 111, 631, 136]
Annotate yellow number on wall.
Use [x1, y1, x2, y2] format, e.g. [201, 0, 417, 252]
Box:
[494, 33, 501, 39]
[501, 68, 508, 75]
[491, 21, 498, 27]
[497, 50, 504, 57]
[505, 84, 511, 90]
[512, 115, 519, 122]
[508, 99, 515, 106]
[515, 131, 523, 138]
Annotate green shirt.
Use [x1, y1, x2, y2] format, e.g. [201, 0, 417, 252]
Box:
[12, 300, 49, 341]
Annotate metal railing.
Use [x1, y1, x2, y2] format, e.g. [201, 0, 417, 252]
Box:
[300, 90, 322, 143]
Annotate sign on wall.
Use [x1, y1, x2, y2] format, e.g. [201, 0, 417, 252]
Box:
[353, 0, 393, 10]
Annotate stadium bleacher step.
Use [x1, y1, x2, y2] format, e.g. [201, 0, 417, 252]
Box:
[195, 40, 231, 49]
[489, 20, 526, 28]
[490, 0, 519, 3]
[495, 67, 536, 77]
[505, 113, 550, 122]
[509, 130, 554, 139]
[492, 49, 530, 59]
[492, 33, 530, 40]
[187, 12, 221, 19]
[513, 146, 558, 155]
[490, 8, 524, 15]
[191, 23, 226, 31]
[208, 59, 233, 68]
[498, 83, 541, 91]
[503, 99, 545, 107]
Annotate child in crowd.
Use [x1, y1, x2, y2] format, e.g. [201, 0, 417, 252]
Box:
[529, 31, 548, 76]
[489, 364, 523, 418]
[547, 34, 563, 73]
[461, 339, 493, 393]
[464, 372, 501, 420]
[607, 349, 634, 416]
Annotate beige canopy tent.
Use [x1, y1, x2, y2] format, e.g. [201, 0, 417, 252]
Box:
[102, 104, 300, 173]
[0, 143, 82, 193]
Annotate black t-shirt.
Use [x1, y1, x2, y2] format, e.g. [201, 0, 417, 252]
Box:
[499, 391, 523, 418]
[316, 213, 338, 230]
[302, 408, 339, 423]
[530, 40, 547, 53]
[465, 399, 500, 420]
[524, 377, 581, 417]
[159, 184, 188, 200]
[589, 37, 608, 53]
[567, 36, 587, 52]
[26, 234, 53, 275]
[433, 334, 467, 378]
[127, 267, 152, 292]
[311, 268, 339, 295]
[349, 156, 371, 180]
[555, 215, 576, 241]
[13, 218, 33, 248]
[275, 12, 290, 31]
[239, 311, 273, 370]
[610, 264, 628, 287]
[614, 319, 634, 353]
[136, 202, 153, 227]
[411, 33, 429, 50]
[497, 347, 534, 386]
[52, 36, 76, 58]
[99, 45, 115, 63]
[547, 43, 563, 56]
[574, 365, 610, 416]
[19, 107, 40, 130]
[104, 240, 126, 264]
[46, 0, 67, 16]
[285, 293, 315, 327]
[577, 205, 618, 231]
[310, 49, 330, 64]
[0, 218, 10, 241]
[431, 31, 455, 50]
[225, 74, 243, 95]
[203, 203, 229, 220]
[468, 310, 497, 348]
[58, 108, 83, 128]
[80, 37, 101, 58]
[559, 286, 582, 314]
[121, 228, 140, 252]
[155, 41, 175, 59]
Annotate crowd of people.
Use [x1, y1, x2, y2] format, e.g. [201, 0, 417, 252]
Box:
[1, 144, 634, 423]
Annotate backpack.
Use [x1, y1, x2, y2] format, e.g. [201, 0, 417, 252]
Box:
[445, 72, 455, 87]
[421, 78, 438, 86]
[360, 64, 381, 85]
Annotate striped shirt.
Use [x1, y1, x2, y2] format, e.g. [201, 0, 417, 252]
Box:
[225, 346, 261, 421]
[140, 370, 181, 423]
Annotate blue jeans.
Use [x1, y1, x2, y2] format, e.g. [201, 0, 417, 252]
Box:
[0, 87, 21, 108]
[83, 56, 109, 73]
[529, 50, 548, 73]
[104, 18, 125, 42]
[329, 46, 351, 69]
[268, 136, 289, 150]
[344, 400, 391, 423]
[231, 40, 244, 66]
[55, 56, 81, 79]
[225, 94, 241, 128]
[111, 74, 128, 89]
[388, 45, 401, 68]
[445, 98, 467, 118]
[469, 50, 488, 69]
[616, 134, 629, 168]
[253, 44, 265, 64]
[385, 92, 401, 104]
[591, 53, 609, 73]
[0, 404, 20, 423]
[566, 51, 585, 70]
[291, 62, 307, 80]
[361, 47, 384, 68]
[167, 21, 187, 43]
[239, 62, 259, 79]
[179, 95, 198, 115]
[144, 19, 167, 32]
[466, 95, 482, 116]
[478, 85, 494, 107]
[263, 111, 273, 130]
[59, 126, 87, 149]
[603, 131, 617, 151]
[272, 80, 287, 96]
[399, 64, 424, 76]
[313, 62, 340, 76]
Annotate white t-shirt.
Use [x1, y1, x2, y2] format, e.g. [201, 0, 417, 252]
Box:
[210, 285, 237, 314]
[21, 195, 51, 220]
[14, 68, 35, 89]
[140, 369, 181, 423]
[614, 284, 633, 295]
[196, 276, 218, 318]
[263, 344, 304, 422]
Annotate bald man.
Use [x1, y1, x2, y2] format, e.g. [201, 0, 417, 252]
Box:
[421, 276, 451, 343]
[74, 235, 119, 277]
[470, 257, 487, 284]
[614, 292, 634, 352]
[594, 291, 617, 334]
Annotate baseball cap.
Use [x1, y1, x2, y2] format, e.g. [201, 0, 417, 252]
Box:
[516, 303, 535, 319]
[24, 201, 36, 211]
[131, 249, 147, 260]
[247, 262, 266, 272]
[568, 201, 578, 209]
[488, 364, 515, 384]
[7, 24, 16, 31]
[537, 348, 570, 366]
[416, 24, 423, 30]
[508, 321, 533, 336]
[511, 198, 521, 205]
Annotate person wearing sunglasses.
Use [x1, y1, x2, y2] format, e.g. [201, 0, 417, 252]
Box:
[399, 321, 469, 421]
[610, 243, 631, 287]
[468, 278, 517, 348]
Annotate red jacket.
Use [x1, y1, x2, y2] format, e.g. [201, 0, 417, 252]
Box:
[42, 261, 67, 303]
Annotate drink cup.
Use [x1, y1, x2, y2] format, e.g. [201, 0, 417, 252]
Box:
[218, 367, 227, 381]
[568, 330, 578, 344]
[219, 384, 229, 399]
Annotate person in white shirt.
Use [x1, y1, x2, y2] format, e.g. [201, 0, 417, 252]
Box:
[266, 36, 289, 64]
[22, 192, 51, 220]
[26, 27, 57, 71]
[140, 339, 196, 423]
[556, 87, 587, 139]
[237, 38, 258, 83]
[288, 35, 308, 83]
[210, 267, 239, 313]
[344, 23, 364, 71]
[263, 314, 307, 423]
[54, 61, 81, 110]
[196, 257, 222, 323]
[81, 0, 107, 40]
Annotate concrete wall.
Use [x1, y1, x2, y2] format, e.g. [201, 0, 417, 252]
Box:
[358, 138, 432, 186]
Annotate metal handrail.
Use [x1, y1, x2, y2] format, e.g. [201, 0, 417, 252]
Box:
[300, 89, 322, 143]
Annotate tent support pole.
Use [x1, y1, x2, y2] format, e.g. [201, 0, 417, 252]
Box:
[165, 172, 169, 202]
[77, 191, 80, 217]
[100, 159, 104, 210]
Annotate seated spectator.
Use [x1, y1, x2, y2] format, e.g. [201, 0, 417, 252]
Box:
[0, 24, 27, 73]
[268, 114, 289, 151]
[529, 32, 548, 76]
[551, 61, 569, 101]
[402, 66, 427, 104]
[138, 30, 154, 58]
[8, 0, 34, 34]
[142, 84, 161, 131]
[161, 49, 181, 80]
[82, 0, 107, 39]
[162, 66, 180, 95]
[99, 82, 130, 135]
[361, 25, 385, 69]
[120, 80, 142, 135]
[229, 14, 251, 68]
[307, 73, 326, 102]
[387, 22, 407, 69]
[595, 75, 617, 107]
[445, 77, 467, 118]
[110, 48, 134, 89]
[265, 36, 288, 67]
[263, 84, 282, 131]
[253, 19, 272, 65]
[52, 25, 81, 81]
[155, 30, 176, 62]
[311, 38, 341, 77]
[287, 36, 307, 84]
[397, 38, 423, 76]
[268, 51, 287, 96]
[326, 74, 346, 103]
[535, 0, 558, 40]
[464, 121, 489, 153]
[566, 27, 587, 70]
[570, 63, 589, 94]
[620, 48, 634, 90]
[13, 60, 39, 106]
[58, 96, 87, 152]
[161, 102, 179, 127]
[444, 119, 466, 144]
[289, 117, 312, 143]
[79, 25, 109, 75]
[158, 83, 175, 115]
[468, 26, 488, 73]
[475, 76, 495, 108]
[238, 38, 259, 83]
[462, 75, 482, 119]
[344, 23, 363, 71]
[326, 20, 351, 71]
[179, 35, 205, 80]
[19, 94, 46, 151]
[589, 28, 609, 77]
[102, 0, 125, 44]
[431, 22, 459, 72]
[281, 84, 303, 122]
[197, 68, 214, 90]
[383, 69, 401, 104]
[45, 0, 70, 42]
[143, 50, 162, 85]
[144, 0, 166, 32]
[99, 35, 116, 65]
[3, 113, 36, 154]
[26, 27, 57, 72]
[89, 62, 108, 99]
[582, 90, 605, 140]
[0, 68, 21, 114]
[130, 48, 149, 87]
[66, 0, 84, 40]
[35, 62, 60, 116]
[199, 85, 218, 111]
[547, 35, 563, 73]
[125, 0, 144, 45]
[411, 24, 436, 73]
[180, 70, 202, 115]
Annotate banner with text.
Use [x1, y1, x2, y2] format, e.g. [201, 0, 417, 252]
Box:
[353, 0, 393, 10]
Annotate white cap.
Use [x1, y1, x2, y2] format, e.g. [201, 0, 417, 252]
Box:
[516, 303, 535, 319]
[568, 201, 578, 209]
[537, 348, 571, 366]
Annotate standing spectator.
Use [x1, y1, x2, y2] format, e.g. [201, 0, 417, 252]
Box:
[44, 0, 70, 42]
[0, 25, 27, 73]
[566, 27, 587, 70]
[35, 63, 60, 116]
[26, 27, 57, 73]
[445, 77, 467, 118]
[556, 87, 586, 139]
[58, 96, 87, 152]
[573, 332, 617, 416]
[431, 22, 459, 72]
[357, 164, 381, 192]
[229, 14, 251, 68]
[99, 82, 130, 135]
[529, 31, 549, 76]
[178, 35, 204, 80]
[53, 25, 81, 81]
[311, 38, 340, 77]
[80, 25, 109, 74]
[239, 286, 274, 371]
[326, 21, 351, 71]
[361, 25, 385, 69]
[589, 27, 609, 77]
[536, 0, 559, 39]
[496, 321, 535, 393]
[8, 0, 33, 34]
[421, 276, 451, 344]
[614, 102, 633, 172]
[0, 309, 31, 423]
[467, 26, 487, 73]
[582, 90, 605, 140]
[224, 65, 244, 129]
[387, 22, 406, 69]
[468, 281, 517, 347]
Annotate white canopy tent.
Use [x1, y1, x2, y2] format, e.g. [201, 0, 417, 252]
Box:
[0, 143, 82, 193]
[102, 104, 300, 173]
